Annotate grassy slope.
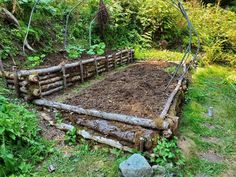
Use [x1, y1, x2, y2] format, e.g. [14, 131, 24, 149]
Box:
[180, 66, 236, 176]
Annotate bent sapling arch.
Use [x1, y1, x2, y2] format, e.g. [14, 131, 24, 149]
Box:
[22, 0, 40, 54]
[0, 8, 35, 53]
[64, 0, 85, 49]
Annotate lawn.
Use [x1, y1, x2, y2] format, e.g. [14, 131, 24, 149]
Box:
[180, 65, 236, 176]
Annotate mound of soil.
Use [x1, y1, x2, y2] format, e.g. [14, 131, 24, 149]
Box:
[65, 61, 177, 119]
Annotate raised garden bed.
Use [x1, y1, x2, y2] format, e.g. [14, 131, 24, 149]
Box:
[0, 49, 186, 151]
[34, 60, 187, 152]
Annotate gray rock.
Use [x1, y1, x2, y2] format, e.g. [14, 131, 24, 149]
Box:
[119, 154, 153, 177]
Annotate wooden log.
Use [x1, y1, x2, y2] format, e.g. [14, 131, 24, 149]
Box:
[28, 74, 39, 82]
[39, 73, 60, 80]
[159, 76, 184, 119]
[6, 79, 28, 86]
[61, 63, 67, 89]
[56, 123, 132, 152]
[40, 112, 132, 151]
[17, 50, 129, 76]
[39, 76, 63, 85]
[33, 99, 169, 130]
[12, 66, 20, 98]
[41, 83, 73, 96]
[76, 118, 135, 143]
[76, 118, 157, 150]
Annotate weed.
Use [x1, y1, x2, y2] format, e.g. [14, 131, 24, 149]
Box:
[65, 128, 77, 146]
[66, 45, 85, 59]
[87, 42, 106, 56]
[0, 96, 50, 176]
[27, 54, 46, 68]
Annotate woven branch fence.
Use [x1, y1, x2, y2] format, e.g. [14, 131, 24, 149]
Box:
[0, 49, 134, 100]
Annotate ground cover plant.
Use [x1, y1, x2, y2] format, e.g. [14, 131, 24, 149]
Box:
[0, 95, 51, 176]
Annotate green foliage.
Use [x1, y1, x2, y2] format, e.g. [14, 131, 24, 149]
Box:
[66, 45, 85, 59]
[87, 42, 106, 55]
[186, 2, 236, 66]
[0, 96, 49, 176]
[0, 46, 11, 60]
[151, 137, 185, 167]
[27, 54, 45, 68]
[65, 128, 77, 146]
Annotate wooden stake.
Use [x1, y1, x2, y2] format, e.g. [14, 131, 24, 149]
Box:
[94, 56, 98, 76]
[105, 55, 109, 71]
[61, 63, 67, 89]
[112, 54, 116, 68]
[12, 66, 20, 98]
[79, 60, 84, 83]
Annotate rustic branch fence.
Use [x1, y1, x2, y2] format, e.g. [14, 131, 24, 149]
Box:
[0, 49, 134, 100]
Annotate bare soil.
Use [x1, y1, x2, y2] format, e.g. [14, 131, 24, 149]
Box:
[3, 50, 115, 70]
[64, 61, 177, 119]
[57, 61, 178, 149]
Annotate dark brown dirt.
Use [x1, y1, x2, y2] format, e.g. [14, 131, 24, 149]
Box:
[59, 61, 178, 149]
[3, 50, 115, 70]
[65, 61, 177, 119]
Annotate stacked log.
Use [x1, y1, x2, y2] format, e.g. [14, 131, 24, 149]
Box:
[0, 49, 134, 100]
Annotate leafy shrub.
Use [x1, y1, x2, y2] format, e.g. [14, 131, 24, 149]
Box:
[27, 54, 46, 68]
[66, 45, 85, 59]
[186, 2, 236, 65]
[0, 46, 11, 60]
[151, 137, 185, 166]
[65, 128, 77, 146]
[0, 96, 49, 176]
[87, 42, 106, 55]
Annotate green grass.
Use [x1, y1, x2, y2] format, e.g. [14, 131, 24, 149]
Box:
[134, 48, 185, 61]
[180, 65, 236, 176]
[33, 141, 128, 177]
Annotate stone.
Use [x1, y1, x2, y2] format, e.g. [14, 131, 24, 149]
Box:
[119, 154, 153, 177]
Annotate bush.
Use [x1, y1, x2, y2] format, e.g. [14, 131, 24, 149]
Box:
[0, 97, 49, 176]
[186, 2, 236, 65]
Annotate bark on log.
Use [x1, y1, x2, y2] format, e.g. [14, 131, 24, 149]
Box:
[17, 51, 123, 76]
[33, 99, 169, 130]
[40, 112, 132, 151]
[41, 114, 132, 152]
[159, 77, 184, 119]
[76, 118, 157, 150]
[41, 83, 73, 96]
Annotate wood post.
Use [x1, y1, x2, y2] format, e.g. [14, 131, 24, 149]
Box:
[61, 63, 67, 89]
[112, 54, 116, 68]
[79, 60, 84, 83]
[105, 55, 109, 71]
[120, 50, 123, 65]
[12, 66, 20, 98]
[94, 56, 98, 76]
